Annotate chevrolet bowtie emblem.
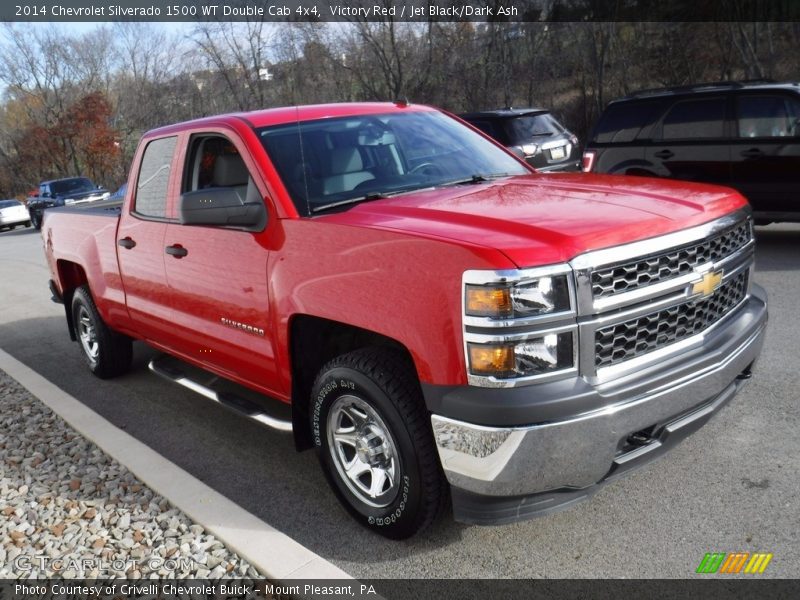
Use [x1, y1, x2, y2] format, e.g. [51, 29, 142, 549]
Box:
[692, 270, 724, 298]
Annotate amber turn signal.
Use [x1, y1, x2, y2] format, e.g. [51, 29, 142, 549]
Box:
[465, 285, 512, 317]
[468, 343, 515, 376]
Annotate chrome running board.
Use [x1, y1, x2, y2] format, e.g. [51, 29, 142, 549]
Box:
[148, 356, 293, 433]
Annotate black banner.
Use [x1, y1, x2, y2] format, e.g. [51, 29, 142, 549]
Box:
[3, 0, 800, 22]
[2, 580, 800, 600]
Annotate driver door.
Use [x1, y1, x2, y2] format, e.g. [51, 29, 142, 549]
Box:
[162, 131, 281, 394]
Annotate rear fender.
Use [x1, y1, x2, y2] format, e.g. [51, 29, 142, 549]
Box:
[56, 261, 88, 341]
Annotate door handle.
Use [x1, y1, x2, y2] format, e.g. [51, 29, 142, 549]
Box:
[740, 148, 764, 158]
[165, 244, 188, 258]
[654, 150, 674, 159]
[117, 237, 136, 249]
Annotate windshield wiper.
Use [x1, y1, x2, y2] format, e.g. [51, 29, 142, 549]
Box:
[439, 173, 512, 187]
[311, 193, 387, 214]
[311, 186, 433, 214]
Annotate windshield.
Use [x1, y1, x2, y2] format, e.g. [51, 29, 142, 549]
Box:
[0, 200, 21, 208]
[257, 110, 530, 215]
[50, 178, 96, 196]
[505, 113, 566, 143]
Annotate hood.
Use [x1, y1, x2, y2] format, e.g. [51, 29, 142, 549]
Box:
[320, 173, 748, 267]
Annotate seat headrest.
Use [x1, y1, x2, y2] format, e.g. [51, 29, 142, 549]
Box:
[329, 148, 363, 174]
[213, 154, 249, 187]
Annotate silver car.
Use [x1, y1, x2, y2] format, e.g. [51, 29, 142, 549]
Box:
[0, 199, 31, 231]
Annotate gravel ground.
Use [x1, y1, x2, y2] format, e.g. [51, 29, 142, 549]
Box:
[0, 369, 262, 579]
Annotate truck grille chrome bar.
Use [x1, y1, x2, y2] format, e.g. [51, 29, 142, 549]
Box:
[591, 219, 752, 299]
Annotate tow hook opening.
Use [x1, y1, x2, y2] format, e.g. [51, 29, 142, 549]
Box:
[737, 365, 753, 380]
[618, 425, 657, 455]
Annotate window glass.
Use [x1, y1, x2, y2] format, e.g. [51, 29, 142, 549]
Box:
[135, 136, 177, 218]
[592, 100, 668, 143]
[661, 98, 727, 140]
[0, 200, 20, 208]
[468, 119, 506, 144]
[258, 111, 529, 215]
[505, 113, 565, 143]
[737, 95, 795, 138]
[183, 136, 250, 193]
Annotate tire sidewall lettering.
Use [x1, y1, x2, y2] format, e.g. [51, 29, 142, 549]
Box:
[312, 376, 360, 447]
[366, 475, 410, 527]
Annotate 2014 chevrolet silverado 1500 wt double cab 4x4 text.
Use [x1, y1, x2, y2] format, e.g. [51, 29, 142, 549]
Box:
[42, 103, 767, 539]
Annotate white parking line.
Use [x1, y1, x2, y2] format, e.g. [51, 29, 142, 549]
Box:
[0, 347, 352, 581]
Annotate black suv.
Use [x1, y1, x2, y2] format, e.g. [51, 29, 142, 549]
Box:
[583, 81, 800, 223]
[460, 108, 580, 172]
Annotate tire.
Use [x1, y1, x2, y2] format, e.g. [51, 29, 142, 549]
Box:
[71, 285, 132, 379]
[311, 348, 447, 539]
[25, 221, 31, 228]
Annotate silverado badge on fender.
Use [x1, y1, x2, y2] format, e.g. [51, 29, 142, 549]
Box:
[220, 317, 265, 337]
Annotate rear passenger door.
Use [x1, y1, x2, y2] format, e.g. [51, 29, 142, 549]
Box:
[646, 96, 732, 187]
[116, 135, 177, 342]
[729, 92, 800, 216]
[161, 131, 282, 395]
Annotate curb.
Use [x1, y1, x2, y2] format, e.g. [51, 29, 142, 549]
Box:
[0, 348, 352, 581]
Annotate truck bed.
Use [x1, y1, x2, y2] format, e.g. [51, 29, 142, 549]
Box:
[43, 203, 125, 322]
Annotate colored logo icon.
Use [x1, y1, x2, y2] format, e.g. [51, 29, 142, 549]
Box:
[696, 552, 773, 574]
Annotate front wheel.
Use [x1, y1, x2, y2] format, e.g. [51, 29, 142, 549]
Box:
[311, 348, 447, 539]
[71, 285, 132, 378]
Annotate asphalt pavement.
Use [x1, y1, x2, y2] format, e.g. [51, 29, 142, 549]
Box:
[0, 222, 797, 578]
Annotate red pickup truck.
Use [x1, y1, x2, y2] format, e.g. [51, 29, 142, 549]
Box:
[43, 103, 767, 539]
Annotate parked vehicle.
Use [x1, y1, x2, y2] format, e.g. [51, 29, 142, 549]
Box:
[0, 199, 31, 231]
[583, 80, 800, 223]
[108, 182, 127, 201]
[43, 103, 766, 539]
[27, 177, 109, 229]
[460, 108, 580, 171]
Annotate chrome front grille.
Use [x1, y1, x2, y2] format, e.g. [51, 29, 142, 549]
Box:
[594, 270, 749, 368]
[570, 210, 755, 381]
[591, 220, 752, 299]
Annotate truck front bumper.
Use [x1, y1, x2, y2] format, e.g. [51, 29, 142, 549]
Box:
[428, 284, 767, 525]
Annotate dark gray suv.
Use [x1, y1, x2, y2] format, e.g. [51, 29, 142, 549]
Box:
[583, 81, 800, 223]
[460, 108, 581, 172]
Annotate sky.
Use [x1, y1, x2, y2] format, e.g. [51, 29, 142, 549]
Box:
[26, 21, 196, 36]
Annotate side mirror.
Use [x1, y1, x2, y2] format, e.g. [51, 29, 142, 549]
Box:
[180, 187, 267, 230]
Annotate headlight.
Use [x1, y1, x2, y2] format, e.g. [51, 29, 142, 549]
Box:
[465, 275, 571, 319]
[520, 143, 538, 157]
[463, 265, 577, 386]
[467, 332, 575, 379]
